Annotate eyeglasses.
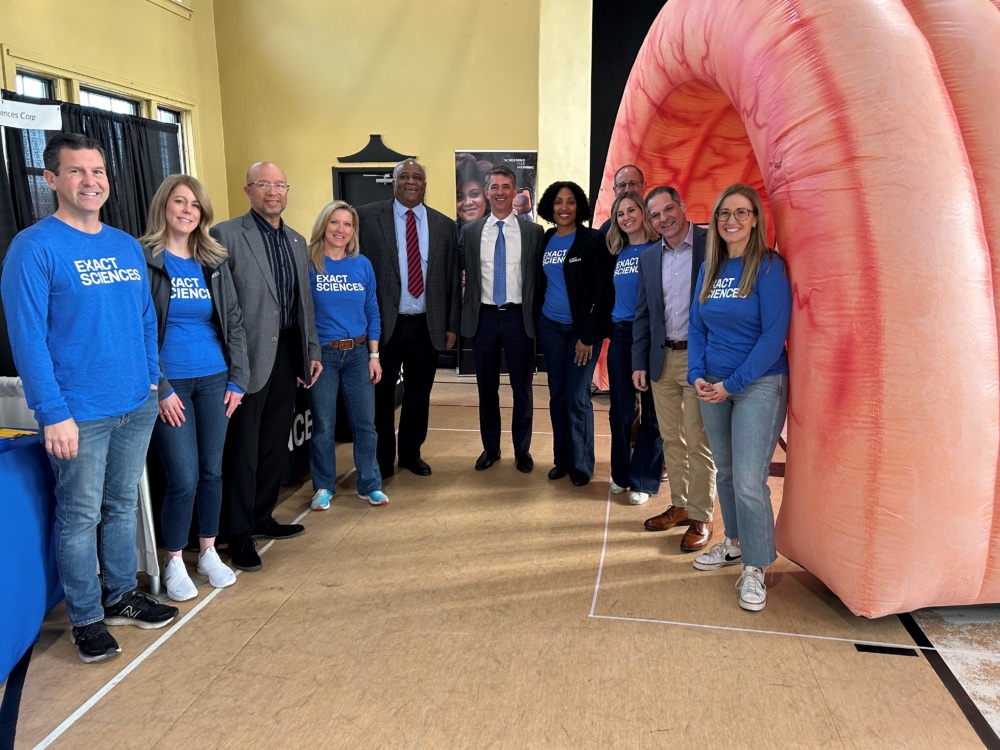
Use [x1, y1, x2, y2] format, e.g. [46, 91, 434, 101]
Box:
[614, 179, 643, 192]
[715, 208, 755, 222]
[247, 181, 290, 193]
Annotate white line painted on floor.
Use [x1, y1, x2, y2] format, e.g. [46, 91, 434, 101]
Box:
[33, 506, 314, 750]
[586, 481, 999, 658]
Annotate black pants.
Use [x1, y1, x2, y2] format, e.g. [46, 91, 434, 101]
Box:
[472, 305, 534, 455]
[375, 313, 438, 474]
[222, 328, 300, 542]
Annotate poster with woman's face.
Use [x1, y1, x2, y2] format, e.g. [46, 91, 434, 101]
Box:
[454, 150, 538, 226]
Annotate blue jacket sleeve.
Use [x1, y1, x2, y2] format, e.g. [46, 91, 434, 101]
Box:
[687, 265, 707, 385]
[723, 256, 791, 394]
[139, 264, 161, 388]
[365, 260, 382, 342]
[1, 237, 74, 425]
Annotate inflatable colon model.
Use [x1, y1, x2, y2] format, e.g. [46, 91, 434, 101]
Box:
[597, 0, 1000, 617]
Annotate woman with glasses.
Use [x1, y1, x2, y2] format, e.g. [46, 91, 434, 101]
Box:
[142, 175, 248, 602]
[307, 200, 388, 511]
[535, 181, 613, 487]
[688, 184, 791, 612]
[606, 191, 664, 505]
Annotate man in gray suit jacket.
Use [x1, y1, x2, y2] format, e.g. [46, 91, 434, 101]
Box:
[632, 186, 716, 552]
[210, 162, 321, 572]
[356, 159, 460, 478]
[460, 166, 544, 473]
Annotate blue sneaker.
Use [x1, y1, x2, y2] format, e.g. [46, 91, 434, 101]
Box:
[311, 489, 333, 511]
[359, 490, 389, 506]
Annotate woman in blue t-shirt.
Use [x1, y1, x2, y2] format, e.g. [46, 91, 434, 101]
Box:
[687, 184, 791, 613]
[307, 201, 386, 511]
[142, 175, 249, 602]
[606, 191, 664, 506]
[535, 181, 613, 487]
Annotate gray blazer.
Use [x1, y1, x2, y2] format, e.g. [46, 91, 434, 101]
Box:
[355, 200, 460, 349]
[632, 224, 706, 380]
[210, 211, 320, 394]
[459, 215, 544, 339]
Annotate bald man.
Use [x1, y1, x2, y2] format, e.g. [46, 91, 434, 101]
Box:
[210, 162, 321, 572]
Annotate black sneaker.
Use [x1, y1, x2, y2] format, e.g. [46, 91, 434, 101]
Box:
[227, 537, 263, 571]
[70, 622, 121, 664]
[251, 518, 305, 540]
[103, 590, 179, 629]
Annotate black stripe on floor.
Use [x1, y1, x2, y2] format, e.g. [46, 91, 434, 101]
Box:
[897, 612, 1000, 749]
[854, 643, 918, 656]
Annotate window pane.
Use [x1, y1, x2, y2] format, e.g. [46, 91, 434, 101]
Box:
[15, 73, 53, 99]
[156, 107, 186, 173]
[79, 88, 138, 116]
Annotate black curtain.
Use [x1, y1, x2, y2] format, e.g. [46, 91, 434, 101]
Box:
[0, 90, 182, 376]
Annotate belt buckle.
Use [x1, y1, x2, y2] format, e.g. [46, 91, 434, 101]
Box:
[341, 339, 355, 350]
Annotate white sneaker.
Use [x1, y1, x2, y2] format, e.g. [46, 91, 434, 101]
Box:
[628, 491, 649, 505]
[692, 537, 742, 571]
[737, 565, 767, 611]
[358, 490, 389, 506]
[609, 480, 627, 494]
[164, 556, 197, 602]
[197, 546, 237, 589]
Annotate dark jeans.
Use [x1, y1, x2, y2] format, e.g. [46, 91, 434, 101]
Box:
[607, 322, 663, 493]
[537, 314, 598, 480]
[152, 371, 230, 552]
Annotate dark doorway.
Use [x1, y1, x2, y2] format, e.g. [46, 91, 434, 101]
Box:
[333, 167, 394, 206]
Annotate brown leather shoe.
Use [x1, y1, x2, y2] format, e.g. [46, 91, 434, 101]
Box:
[680, 521, 713, 551]
[643, 505, 693, 532]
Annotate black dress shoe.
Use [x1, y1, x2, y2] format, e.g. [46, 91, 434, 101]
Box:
[571, 475, 591, 487]
[398, 457, 432, 476]
[515, 453, 534, 473]
[475, 450, 501, 470]
[548, 466, 568, 480]
[251, 518, 305, 540]
[227, 538, 262, 572]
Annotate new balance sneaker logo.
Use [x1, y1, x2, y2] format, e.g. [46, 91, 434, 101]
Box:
[118, 606, 141, 619]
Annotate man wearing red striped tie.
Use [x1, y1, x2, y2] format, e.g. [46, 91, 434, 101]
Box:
[356, 160, 461, 479]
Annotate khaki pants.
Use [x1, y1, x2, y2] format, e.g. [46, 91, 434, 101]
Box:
[649, 348, 717, 522]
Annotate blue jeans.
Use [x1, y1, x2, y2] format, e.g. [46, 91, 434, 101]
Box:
[309, 344, 382, 496]
[152, 371, 230, 552]
[47, 391, 158, 626]
[608, 323, 663, 493]
[698, 373, 788, 568]
[538, 314, 599, 480]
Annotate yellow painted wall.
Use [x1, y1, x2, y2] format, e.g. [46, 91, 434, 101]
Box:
[213, 0, 540, 232]
[538, 0, 592, 210]
[0, 0, 230, 216]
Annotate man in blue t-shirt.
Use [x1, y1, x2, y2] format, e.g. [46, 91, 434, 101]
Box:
[1, 133, 178, 664]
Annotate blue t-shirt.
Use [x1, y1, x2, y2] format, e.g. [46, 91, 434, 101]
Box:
[687, 254, 791, 394]
[160, 251, 227, 380]
[1, 215, 159, 425]
[612, 241, 656, 323]
[541, 231, 575, 324]
[310, 254, 382, 344]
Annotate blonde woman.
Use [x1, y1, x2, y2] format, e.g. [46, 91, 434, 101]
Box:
[606, 191, 664, 506]
[306, 201, 387, 510]
[688, 184, 791, 612]
[142, 175, 248, 601]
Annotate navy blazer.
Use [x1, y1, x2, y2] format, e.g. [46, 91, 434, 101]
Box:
[631, 224, 707, 380]
[459, 215, 545, 339]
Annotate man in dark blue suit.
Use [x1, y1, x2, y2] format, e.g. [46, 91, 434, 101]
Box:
[632, 186, 717, 552]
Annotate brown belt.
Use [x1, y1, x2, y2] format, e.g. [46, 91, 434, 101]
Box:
[665, 339, 688, 350]
[324, 334, 367, 350]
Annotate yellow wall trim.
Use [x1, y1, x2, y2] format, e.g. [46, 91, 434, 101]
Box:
[145, 0, 193, 21]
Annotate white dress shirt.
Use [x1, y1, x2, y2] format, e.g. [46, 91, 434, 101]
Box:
[480, 212, 522, 305]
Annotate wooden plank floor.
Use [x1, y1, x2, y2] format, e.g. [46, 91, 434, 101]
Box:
[10, 373, 997, 749]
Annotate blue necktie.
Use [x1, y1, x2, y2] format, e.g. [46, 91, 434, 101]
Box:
[493, 220, 506, 306]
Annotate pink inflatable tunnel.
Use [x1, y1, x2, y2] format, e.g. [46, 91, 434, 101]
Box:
[598, 0, 1000, 617]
